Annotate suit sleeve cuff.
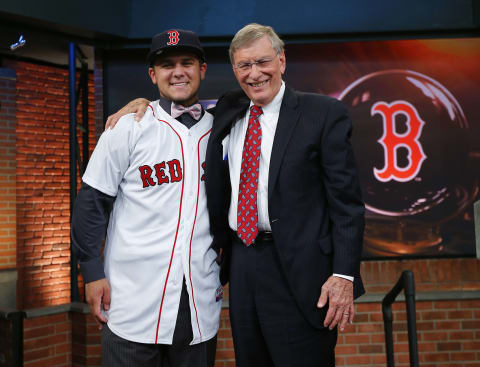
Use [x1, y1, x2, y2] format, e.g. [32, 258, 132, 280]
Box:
[79, 258, 106, 283]
[333, 273, 354, 282]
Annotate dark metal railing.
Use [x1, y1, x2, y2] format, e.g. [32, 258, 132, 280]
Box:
[0, 309, 25, 367]
[69, 42, 80, 303]
[69, 42, 91, 303]
[382, 270, 419, 367]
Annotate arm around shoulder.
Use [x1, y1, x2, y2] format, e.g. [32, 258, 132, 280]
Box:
[105, 98, 151, 129]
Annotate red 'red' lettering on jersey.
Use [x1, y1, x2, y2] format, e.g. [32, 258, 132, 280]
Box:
[372, 100, 426, 182]
[201, 161, 206, 181]
[139, 159, 183, 188]
[167, 30, 179, 45]
[168, 159, 182, 182]
[139, 165, 156, 187]
[154, 162, 170, 185]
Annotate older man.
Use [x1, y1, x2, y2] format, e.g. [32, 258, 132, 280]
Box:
[108, 23, 364, 367]
[205, 23, 364, 367]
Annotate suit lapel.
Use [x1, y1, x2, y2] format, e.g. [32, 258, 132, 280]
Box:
[268, 87, 300, 200]
[212, 93, 250, 142]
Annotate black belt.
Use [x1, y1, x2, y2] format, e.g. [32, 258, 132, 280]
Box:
[233, 230, 274, 243]
[256, 231, 274, 242]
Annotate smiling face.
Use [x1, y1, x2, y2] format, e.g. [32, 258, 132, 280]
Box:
[232, 36, 286, 107]
[149, 50, 206, 106]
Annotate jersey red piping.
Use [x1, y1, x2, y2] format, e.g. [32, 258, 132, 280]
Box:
[188, 128, 212, 342]
[149, 104, 186, 344]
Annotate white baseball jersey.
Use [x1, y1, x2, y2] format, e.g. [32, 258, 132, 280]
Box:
[82, 100, 221, 345]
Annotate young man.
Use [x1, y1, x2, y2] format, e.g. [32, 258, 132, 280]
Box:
[71, 29, 221, 367]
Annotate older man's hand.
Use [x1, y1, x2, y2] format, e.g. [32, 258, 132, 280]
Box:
[317, 275, 354, 331]
[105, 98, 151, 130]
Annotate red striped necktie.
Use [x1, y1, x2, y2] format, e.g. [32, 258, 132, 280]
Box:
[237, 105, 263, 246]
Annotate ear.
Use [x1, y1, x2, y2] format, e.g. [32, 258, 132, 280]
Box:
[200, 62, 207, 81]
[278, 51, 286, 75]
[148, 67, 157, 84]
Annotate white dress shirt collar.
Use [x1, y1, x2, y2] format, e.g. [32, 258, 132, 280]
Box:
[249, 81, 285, 115]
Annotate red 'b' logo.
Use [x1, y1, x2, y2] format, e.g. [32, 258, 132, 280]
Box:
[372, 101, 427, 182]
[167, 30, 179, 45]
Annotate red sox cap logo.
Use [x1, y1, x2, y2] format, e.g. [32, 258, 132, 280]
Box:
[167, 30, 179, 46]
[371, 100, 426, 182]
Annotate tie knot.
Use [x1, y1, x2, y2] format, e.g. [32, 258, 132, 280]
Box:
[250, 105, 263, 118]
[171, 102, 202, 121]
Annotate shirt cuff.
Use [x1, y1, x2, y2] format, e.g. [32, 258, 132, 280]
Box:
[333, 273, 354, 282]
[79, 258, 106, 283]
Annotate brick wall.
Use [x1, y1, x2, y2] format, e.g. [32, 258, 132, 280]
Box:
[18, 306, 101, 367]
[0, 69, 17, 270]
[71, 311, 101, 367]
[216, 309, 235, 366]
[23, 313, 72, 367]
[361, 258, 480, 294]
[335, 299, 480, 367]
[2, 59, 96, 309]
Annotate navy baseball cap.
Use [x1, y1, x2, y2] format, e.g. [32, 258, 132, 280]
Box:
[147, 29, 205, 64]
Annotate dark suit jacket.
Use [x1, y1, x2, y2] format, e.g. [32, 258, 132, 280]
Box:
[205, 86, 365, 329]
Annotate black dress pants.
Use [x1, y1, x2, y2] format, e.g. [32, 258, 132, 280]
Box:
[101, 280, 217, 367]
[229, 234, 337, 367]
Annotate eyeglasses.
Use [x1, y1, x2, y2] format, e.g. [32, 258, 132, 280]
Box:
[234, 56, 276, 75]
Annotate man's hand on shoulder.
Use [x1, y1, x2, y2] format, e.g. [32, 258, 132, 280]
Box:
[317, 275, 354, 332]
[105, 98, 151, 130]
[85, 278, 111, 330]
